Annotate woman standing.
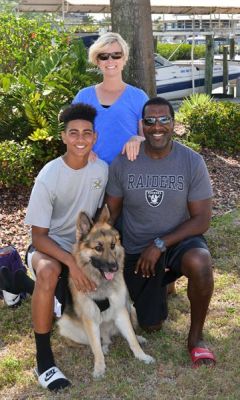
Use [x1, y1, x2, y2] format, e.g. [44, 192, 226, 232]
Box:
[72, 32, 149, 164]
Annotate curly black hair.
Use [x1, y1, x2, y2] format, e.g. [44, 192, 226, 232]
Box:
[59, 103, 97, 129]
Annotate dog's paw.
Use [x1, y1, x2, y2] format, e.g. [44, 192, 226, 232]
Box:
[136, 335, 147, 344]
[143, 354, 155, 364]
[93, 364, 106, 379]
[137, 353, 155, 364]
[102, 344, 110, 355]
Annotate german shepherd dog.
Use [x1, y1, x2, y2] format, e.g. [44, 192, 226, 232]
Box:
[57, 206, 154, 378]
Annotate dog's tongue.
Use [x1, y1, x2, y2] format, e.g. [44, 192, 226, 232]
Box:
[104, 272, 115, 281]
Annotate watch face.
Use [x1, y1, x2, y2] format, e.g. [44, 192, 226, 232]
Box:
[154, 238, 166, 252]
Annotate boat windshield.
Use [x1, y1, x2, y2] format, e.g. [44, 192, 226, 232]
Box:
[154, 54, 173, 69]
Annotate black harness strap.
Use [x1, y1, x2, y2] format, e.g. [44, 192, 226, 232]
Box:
[94, 298, 110, 312]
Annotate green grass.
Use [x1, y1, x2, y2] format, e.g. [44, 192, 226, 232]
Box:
[1, 209, 240, 399]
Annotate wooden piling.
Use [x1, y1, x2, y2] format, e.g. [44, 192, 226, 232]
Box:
[153, 36, 158, 52]
[204, 35, 214, 95]
[223, 46, 228, 95]
[230, 37, 235, 60]
[236, 78, 240, 98]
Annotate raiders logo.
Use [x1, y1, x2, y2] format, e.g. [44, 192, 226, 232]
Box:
[145, 189, 164, 207]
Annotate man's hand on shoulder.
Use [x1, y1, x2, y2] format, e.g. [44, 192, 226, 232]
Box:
[134, 244, 161, 278]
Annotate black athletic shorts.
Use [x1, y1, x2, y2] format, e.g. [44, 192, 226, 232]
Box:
[25, 244, 70, 313]
[124, 235, 209, 327]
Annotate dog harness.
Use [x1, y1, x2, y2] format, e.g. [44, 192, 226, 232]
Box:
[94, 298, 110, 312]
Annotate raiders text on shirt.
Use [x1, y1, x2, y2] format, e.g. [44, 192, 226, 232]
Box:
[127, 174, 184, 191]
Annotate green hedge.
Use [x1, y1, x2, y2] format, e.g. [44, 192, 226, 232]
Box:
[0, 140, 36, 187]
[177, 95, 240, 154]
[156, 43, 206, 61]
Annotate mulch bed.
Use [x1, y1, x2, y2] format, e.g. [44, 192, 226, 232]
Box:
[0, 146, 239, 259]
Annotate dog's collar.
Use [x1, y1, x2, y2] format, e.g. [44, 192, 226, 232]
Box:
[94, 298, 110, 312]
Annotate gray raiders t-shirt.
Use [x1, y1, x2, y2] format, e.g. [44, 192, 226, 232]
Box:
[106, 141, 213, 254]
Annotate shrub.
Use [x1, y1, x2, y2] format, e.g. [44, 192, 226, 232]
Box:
[177, 95, 240, 154]
[156, 43, 206, 61]
[0, 13, 68, 74]
[0, 140, 36, 187]
[0, 38, 97, 143]
[174, 137, 201, 153]
[176, 93, 213, 123]
[0, 14, 101, 188]
[0, 13, 100, 147]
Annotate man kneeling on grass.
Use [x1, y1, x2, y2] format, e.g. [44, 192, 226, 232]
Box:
[106, 96, 216, 368]
[24, 103, 108, 391]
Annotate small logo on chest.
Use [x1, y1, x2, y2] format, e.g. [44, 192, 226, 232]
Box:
[145, 189, 164, 207]
[92, 178, 102, 189]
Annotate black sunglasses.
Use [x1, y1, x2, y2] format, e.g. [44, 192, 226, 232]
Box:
[143, 116, 172, 126]
[97, 52, 123, 61]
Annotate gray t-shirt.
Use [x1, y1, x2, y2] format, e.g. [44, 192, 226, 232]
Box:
[25, 156, 108, 252]
[106, 141, 213, 254]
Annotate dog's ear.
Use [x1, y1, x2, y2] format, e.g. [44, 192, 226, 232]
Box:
[76, 212, 93, 242]
[98, 204, 111, 224]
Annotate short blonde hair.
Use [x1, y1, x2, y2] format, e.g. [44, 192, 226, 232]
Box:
[88, 32, 129, 65]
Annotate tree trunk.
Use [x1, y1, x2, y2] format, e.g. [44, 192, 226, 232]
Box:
[110, 0, 156, 97]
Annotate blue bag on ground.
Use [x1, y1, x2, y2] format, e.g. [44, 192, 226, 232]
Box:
[0, 245, 27, 306]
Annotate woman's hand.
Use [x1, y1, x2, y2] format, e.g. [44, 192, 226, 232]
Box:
[88, 150, 98, 162]
[122, 136, 145, 161]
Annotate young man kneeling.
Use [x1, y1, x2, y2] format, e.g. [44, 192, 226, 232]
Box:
[25, 104, 108, 391]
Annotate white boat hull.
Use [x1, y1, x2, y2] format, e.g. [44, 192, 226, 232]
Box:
[155, 55, 240, 100]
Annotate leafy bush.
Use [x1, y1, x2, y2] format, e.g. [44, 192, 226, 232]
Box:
[0, 140, 36, 187]
[0, 14, 101, 187]
[0, 38, 97, 143]
[176, 93, 213, 123]
[0, 13, 68, 74]
[177, 95, 240, 154]
[0, 38, 98, 187]
[157, 43, 206, 61]
[174, 137, 201, 153]
[0, 13, 100, 141]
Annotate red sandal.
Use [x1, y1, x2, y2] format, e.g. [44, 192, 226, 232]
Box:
[190, 347, 216, 368]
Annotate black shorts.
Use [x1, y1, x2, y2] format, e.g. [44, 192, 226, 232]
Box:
[124, 235, 209, 327]
[25, 244, 70, 312]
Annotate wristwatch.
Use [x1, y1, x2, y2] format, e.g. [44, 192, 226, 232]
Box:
[153, 237, 167, 253]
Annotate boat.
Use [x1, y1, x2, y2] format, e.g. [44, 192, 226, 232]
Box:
[214, 54, 240, 65]
[155, 54, 240, 100]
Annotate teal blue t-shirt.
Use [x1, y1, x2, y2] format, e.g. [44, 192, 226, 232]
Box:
[72, 84, 148, 164]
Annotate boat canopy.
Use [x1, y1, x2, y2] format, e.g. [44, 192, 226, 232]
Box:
[17, 0, 240, 15]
